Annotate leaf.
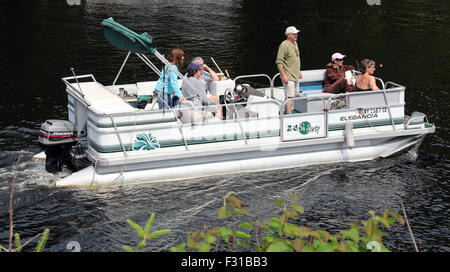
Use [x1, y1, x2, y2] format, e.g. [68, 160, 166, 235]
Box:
[283, 223, 301, 237]
[170, 243, 186, 252]
[232, 208, 249, 215]
[228, 195, 243, 209]
[14, 233, 22, 252]
[289, 203, 304, 214]
[218, 206, 228, 219]
[233, 231, 251, 239]
[379, 216, 390, 228]
[144, 214, 155, 237]
[218, 227, 233, 243]
[290, 194, 300, 201]
[390, 212, 405, 225]
[280, 212, 288, 225]
[238, 222, 255, 229]
[123, 245, 134, 252]
[302, 244, 316, 252]
[205, 233, 217, 244]
[148, 229, 171, 239]
[293, 238, 304, 252]
[262, 235, 278, 246]
[341, 228, 360, 243]
[365, 219, 376, 238]
[266, 240, 293, 252]
[127, 219, 145, 239]
[35, 229, 50, 252]
[269, 217, 282, 234]
[197, 242, 211, 252]
[317, 241, 338, 252]
[285, 209, 298, 219]
[137, 241, 146, 250]
[275, 199, 285, 207]
[237, 239, 250, 249]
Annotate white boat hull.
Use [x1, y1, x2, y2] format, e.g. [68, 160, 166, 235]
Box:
[55, 128, 431, 187]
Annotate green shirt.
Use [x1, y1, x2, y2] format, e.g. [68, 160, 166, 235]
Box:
[276, 40, 301, 81]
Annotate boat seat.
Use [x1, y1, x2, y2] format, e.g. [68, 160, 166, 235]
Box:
[294, 92, 336, 113]
[71, 82, 136, 114]
[178, 100, 219, 124]
[245, 95, 280, 117]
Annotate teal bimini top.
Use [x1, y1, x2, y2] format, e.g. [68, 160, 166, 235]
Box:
[101, 17, 156, 54]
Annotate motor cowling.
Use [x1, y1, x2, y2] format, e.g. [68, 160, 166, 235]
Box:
[38, 120, 78, 173]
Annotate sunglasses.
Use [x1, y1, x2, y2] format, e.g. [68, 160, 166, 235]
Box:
[335, 59, 343, 62]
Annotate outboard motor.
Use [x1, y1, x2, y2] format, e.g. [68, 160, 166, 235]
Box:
[38, 120, 80, 173]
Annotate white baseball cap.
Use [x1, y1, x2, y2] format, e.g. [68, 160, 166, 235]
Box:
[331, 52, 346, 61]
[285, 26, 300, 35]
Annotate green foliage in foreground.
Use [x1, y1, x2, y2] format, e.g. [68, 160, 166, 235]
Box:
[0, 228, 50, 252]
[168, 192, 405, 252]
[123, 213, 171, 252]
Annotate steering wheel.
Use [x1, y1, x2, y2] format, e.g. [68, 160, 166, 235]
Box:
[225, 85, 248, 104]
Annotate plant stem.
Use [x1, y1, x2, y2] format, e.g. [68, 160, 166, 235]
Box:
[9, 155, 23, 252]
[255, 226, 261, 251]
[401, 202, 419, 252]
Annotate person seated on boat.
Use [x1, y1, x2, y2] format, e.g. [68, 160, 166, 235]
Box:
[154, 49, 186, 109]
[182, 63, 222, 119]
[324, 52, 356, 94]
[191, 57, 220, 82]
[355, 59, 380, 92]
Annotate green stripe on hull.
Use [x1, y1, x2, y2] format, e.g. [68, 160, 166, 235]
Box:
[88, 116, 177, 128]
[328, 118, 404, 131]
[88, 119, 407, 154]
[90, 130, 281, 153]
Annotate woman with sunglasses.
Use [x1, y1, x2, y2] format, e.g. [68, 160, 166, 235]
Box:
[355, 59, 380, 92]
[324, 52, 356, 94]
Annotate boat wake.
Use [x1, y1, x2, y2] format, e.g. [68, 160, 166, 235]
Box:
[0, 150, 67, 190]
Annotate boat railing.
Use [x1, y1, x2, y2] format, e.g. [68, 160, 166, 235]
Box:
[228, 74, 271, 144]
[234, 74, 273, 85]
[282, 86, 406, 136]
[62, 74, 97, 107]
[385, 81, 405, 89]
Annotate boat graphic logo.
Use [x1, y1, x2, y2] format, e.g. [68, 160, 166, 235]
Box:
[287, 121, 320, 135]
[133, 132, 160, 151]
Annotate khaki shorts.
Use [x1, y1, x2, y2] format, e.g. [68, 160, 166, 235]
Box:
[283, 80, 299, 98]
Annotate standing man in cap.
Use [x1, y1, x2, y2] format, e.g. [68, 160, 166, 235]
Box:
[323, 52, 356, 94]
[276, 26, 303, 114]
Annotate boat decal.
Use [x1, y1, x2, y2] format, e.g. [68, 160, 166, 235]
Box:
[286, 121, 320, 135]
[88, 130, 280, 153]
[132, 132, 160, 151]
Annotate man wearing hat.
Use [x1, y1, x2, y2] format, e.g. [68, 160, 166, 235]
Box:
[323, 52, 356, 94]
[276, 26, 303, 114]
[181, 62, 222, 119]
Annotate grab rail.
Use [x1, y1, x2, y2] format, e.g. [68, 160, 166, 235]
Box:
[385, 81, 405, 89]
[271, 73, 281, 99]
[224, 87, 248, 144]
[234, 74, 272, 86]
[61, 74, 97, 107]
[374, 77, 385, 90]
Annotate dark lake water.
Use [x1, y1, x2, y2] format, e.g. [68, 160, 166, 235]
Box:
[0, 0, 448, 252]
